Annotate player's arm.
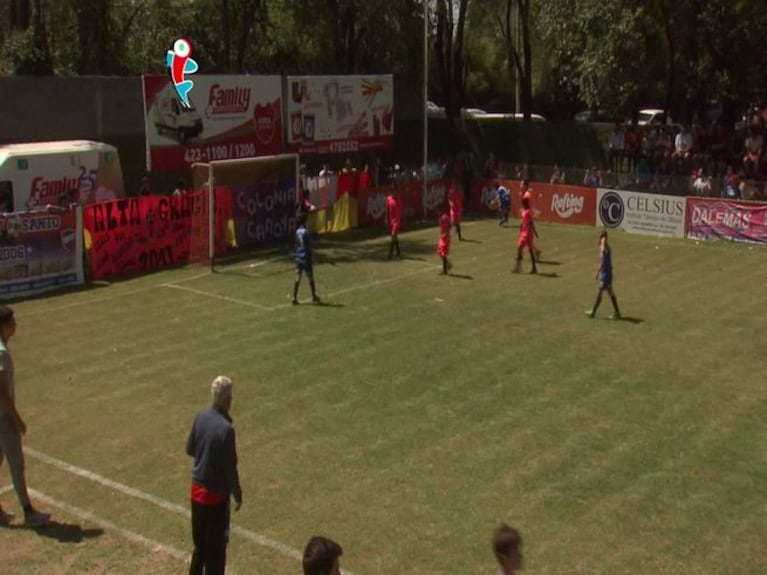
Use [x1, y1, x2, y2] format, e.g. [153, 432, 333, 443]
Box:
[0, 370, 25, 434]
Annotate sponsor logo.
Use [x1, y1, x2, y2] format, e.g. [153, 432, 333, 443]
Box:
[423, 184, 446, 213]
[626, 195, 684, 216]
[691, 204, 750, 229]
[551, 193, 584, 219]
[29, 176, 79, 206]
[599, 191, 624, 227]
[205, 84, 251, 117]
[253, 103, 277, 144]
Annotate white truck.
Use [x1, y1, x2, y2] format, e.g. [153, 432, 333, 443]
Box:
[0, 140, 125, 212]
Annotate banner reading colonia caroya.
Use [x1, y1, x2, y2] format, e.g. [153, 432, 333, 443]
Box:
[596, 189, 686, 238]
[286, 75, 394, 155]
[142, 75, 283, 171]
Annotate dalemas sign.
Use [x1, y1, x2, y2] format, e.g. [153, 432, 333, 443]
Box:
[83, 191, 232, 281]
[142, 75, 283, 171]
[686, 198, 767, 244]
[596, 189, 686, 237]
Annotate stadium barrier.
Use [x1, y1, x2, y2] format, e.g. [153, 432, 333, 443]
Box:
[82, 190, 233, 281]
[595, 188, 686, 238]
[0, 207, 84, 298]
[686, 197, 767, 244]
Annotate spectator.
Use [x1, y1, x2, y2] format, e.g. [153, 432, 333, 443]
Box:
[373, 156, 385, 187]
[319, 163, 333, 178]
[722, 166, 741, 199]
[138, 175, 152, 196]
[484, 152, 498, 179]
[549, 164, 566, 184]
[673, 125, 694, 173]
[303, 535, 344, 575]
[0, 306, 51, 527]
[624, 122, 642, 172]
[186, 375, 243, 575]
[642, 126, 659, 170]
[583, 167, 600, 187]
[608, 124, 625, 172]
[492, 523, 523, 575]
[358, 163, 371, 190]
[691, 169, 712, 196]
[341, 158, 355, 174]
[743, 127, 763, 178]
[708, 123, 731, 176]
[173, 180, 188, 197]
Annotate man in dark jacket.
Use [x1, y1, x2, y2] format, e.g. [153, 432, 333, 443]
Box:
[186, 375, 243, 575]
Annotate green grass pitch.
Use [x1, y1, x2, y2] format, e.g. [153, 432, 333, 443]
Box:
[1, 216, 765, 575]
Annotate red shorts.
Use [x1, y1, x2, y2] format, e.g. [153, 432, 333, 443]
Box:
[517, 234, 534, 250]
[449, 210, 461, 224]
[390, 221, 400, 236]
[436, 239, 450, 257]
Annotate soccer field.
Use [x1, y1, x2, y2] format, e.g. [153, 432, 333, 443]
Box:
[2, 217, 765, 575]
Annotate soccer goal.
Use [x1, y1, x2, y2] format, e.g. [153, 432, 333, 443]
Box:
[190, 153, 300, 272]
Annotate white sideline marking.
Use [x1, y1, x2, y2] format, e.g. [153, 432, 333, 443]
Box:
[21, 286, 155, 316]
[27, 487, 190, 563]
[23, 447, 359, 575]
[159, 283, 272, 311]
[221, 255, 289, 272]
[160, 270, 214, 286]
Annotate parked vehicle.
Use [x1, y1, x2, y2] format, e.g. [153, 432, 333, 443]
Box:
[0, 140, 125, 212]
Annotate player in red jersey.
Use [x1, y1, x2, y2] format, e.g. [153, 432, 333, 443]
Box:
[384, 184, 404, 259]
[513, 196, 538, 274]
[436, 209, 452, 275]
[520, 179, 541, 261]
[447, 178, 464, 240]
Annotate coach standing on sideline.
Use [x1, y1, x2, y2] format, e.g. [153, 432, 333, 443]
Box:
[186, 375, 243, 575]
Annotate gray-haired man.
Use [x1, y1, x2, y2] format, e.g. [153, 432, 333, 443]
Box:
[186, 375, 243, 575]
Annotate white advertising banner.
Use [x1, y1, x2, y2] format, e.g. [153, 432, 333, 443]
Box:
[595, 188, 686, 238]
[142, 75, 283, 171]
[286, 75, 394, 155]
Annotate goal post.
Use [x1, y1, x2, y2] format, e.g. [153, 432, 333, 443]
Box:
[190, 153, 300, 271]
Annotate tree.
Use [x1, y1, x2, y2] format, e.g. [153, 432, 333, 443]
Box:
[432, 0, 470, 119]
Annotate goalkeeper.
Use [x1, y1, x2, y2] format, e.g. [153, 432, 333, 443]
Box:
[292, 212, 321, 305]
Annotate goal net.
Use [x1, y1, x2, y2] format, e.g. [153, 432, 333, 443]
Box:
[190, 154, 300, 272]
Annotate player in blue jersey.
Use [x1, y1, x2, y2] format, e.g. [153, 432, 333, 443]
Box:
[586, 230, 621, 319]
[292, 212, 321, 305]
[492, 181, 511, 226]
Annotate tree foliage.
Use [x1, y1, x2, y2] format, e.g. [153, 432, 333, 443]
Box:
[0, 0, 764, 121]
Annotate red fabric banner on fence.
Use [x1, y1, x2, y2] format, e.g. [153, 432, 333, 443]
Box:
[686, 197, 767, 244]
[83, 190, 233, 281]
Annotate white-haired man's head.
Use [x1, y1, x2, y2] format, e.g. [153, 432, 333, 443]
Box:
[211, 375, 234, 410]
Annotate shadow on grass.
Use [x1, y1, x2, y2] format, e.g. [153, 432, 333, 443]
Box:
[447, 273, 474, 280]
[533, 272, 560, 278]
[12, 521, 104, 543]
[536, 259, 561, 266]
[458, 238, 483, 244]
[616, 316, 644, 324]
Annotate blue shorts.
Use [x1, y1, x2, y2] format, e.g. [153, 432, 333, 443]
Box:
[296, 261, 313, 274]
[599, 275, 612, 289]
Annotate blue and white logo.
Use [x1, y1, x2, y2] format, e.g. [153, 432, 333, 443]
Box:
[599, 191, 624, 227]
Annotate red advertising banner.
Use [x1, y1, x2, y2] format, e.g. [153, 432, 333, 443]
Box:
[286, 75, 394, 155]
[357, 185, 389, 229]
[83, 190, 233, 281]
[526, 182, 596, 225]
[142, 75, 283, 172]
[469, 178, 521, 216]
[686, 197, 767, 244]
[0, 208, 84, 297]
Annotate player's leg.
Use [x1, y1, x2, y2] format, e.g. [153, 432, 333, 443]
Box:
[441, 255, 449, 275]
[453, 219, 463, 240]
[292, 269, 303, 304]
[394, 233, 401, 257]
[586, 287, 604, 318]
[513, 245, 523, 273]
[527, 242, 538, 274]
[306, 267, 320, 303]
[387, 232, 395, 259]
[606, 285, 621, 319]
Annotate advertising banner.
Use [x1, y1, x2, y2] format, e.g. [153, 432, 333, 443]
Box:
[230, 180, 297, 248]
[0, 208, 84, 298]
[142, 75, 283, 171]
[286, 75, 394, 154]
[525, 183, 596, 225]
[357, 185, 389, 229]
[83, 191, 232, 281]
[469, 179, 521, 218]
[421, 179, 450, 220]
[596, 189, 686, 237]
[686, 198, 767, 244]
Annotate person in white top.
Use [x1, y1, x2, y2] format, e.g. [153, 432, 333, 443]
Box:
[608, 124, 625, 172]
[673, 125, 694, 173]
[0, 306, 51, 527]
[743, 127, 763, 178]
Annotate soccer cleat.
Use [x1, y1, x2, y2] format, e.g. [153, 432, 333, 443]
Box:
[291, 299, 299, 306]
[24, 510, 50, 528]
[312, 295, 321, 304]
[0, 510, 15, 526]
[610, 313, 621, 320]
[529, 268, 537, 274]
[585, 310, 595, 318]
